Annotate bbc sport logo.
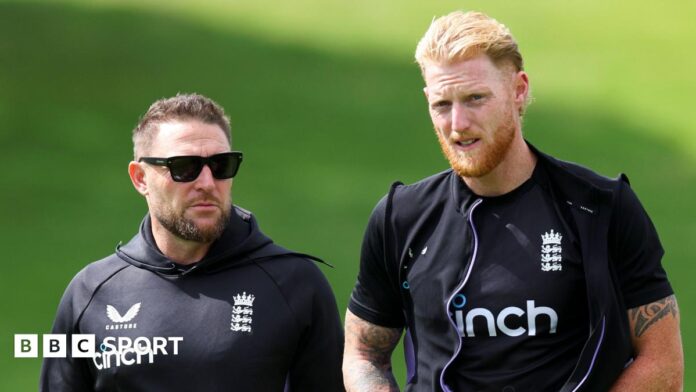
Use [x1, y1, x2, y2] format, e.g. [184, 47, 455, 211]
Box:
[14, 334, 96, 358]
[14, 334, 183, 369]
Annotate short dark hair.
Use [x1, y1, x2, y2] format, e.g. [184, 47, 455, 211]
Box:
[132, 93, 231, 158]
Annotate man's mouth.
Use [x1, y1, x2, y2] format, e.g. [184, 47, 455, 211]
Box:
[190, 201, 219, 210]
[454, 138, 479, 150]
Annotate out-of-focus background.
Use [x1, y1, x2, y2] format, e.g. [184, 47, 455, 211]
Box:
[1, 0, 693, 389]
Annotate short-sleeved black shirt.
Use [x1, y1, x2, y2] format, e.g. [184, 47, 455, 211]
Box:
[349, 162, 673, 391]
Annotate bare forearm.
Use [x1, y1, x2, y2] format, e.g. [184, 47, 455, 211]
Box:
[343, 310, 403, 392]
[343, 357, 399, 392]
[610, 295, 683, 392]
[609, 355, 682, 392]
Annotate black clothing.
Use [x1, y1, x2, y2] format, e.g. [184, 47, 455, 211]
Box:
[349, 144, 672, 391]
[444, 166, 590, 391]
[41, 207, 344, 392]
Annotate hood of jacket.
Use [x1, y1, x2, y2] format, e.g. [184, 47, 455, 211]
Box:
[115, 205, 319, 276]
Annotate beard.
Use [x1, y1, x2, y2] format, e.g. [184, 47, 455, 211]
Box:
[435, 111, 516, 178]
[154, 202, 231, 243]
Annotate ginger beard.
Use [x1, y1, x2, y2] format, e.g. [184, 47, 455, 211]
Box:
[434, 108, 517, 178]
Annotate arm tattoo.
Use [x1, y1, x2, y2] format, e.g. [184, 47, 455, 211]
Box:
[344, 314, 402, 391]
[350, 320, 401, 365]
[629, 295, 679, 338]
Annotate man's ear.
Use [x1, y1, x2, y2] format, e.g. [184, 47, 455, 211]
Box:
[514, 71, 530, 106]
[423, 86, 429, 100]
[128, 161, 148, 196]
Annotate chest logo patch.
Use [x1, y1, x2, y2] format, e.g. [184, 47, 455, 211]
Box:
[105, 302, 141, 330]
[541, 230, 563, 272]
[231, 292, 255, 333]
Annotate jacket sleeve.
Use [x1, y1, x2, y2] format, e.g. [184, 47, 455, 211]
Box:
[265, 258, 344, 392]
[39, 271, 95, 392]
[287, 261, 345, 391]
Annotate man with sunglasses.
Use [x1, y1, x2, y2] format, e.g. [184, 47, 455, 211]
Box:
[41, 93, 344, 391]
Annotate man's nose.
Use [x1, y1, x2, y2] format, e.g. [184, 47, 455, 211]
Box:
[194, 165, 216, 189]
[451, 102, 471, 132]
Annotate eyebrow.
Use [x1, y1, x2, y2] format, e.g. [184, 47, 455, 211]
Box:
[430, 84, 491, 99]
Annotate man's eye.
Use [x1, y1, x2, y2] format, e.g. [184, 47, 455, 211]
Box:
[432, 101, 451, 109]
[470, 94, 484, 101]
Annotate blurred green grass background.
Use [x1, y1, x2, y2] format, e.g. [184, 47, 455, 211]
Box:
[1, 0, 693, 389]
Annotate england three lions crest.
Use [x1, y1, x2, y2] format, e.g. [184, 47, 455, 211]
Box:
[541, 230, 563, 272]
[231, 292, 255, 333]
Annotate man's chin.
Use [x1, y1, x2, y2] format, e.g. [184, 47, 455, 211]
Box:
[182, 222, 226, 243]
[447, 137, 513, 179]
[448, 151, 490, 178]
[190, 219, 223, 234]
[189, 211, 230, 240]
[451, 162, 490, 178]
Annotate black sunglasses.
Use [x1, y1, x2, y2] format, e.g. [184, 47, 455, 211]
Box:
[139, 152, 243, 182]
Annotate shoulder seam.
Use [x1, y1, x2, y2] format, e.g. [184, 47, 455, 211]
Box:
[251, 259, 304, 332]
[74, 263, 131, 330]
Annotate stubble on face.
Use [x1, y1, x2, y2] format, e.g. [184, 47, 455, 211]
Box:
[140, 120, 235, 246]
[435, 107, 516, 178]
[153, 194, 232, 243]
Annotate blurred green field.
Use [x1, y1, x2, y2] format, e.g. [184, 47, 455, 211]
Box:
[1, 0, 693, 390]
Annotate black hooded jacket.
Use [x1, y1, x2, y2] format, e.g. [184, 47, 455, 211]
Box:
[41, 206, 345, 392]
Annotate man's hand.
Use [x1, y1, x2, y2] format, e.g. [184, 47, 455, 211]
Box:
[343, 309, 403, 392]
[610, 295, 683, 391]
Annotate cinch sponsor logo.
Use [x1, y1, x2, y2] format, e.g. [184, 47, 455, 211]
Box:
[451, 295, 558, 337]
[93, 336, 183, 370]
[14, 334, 183, 369]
